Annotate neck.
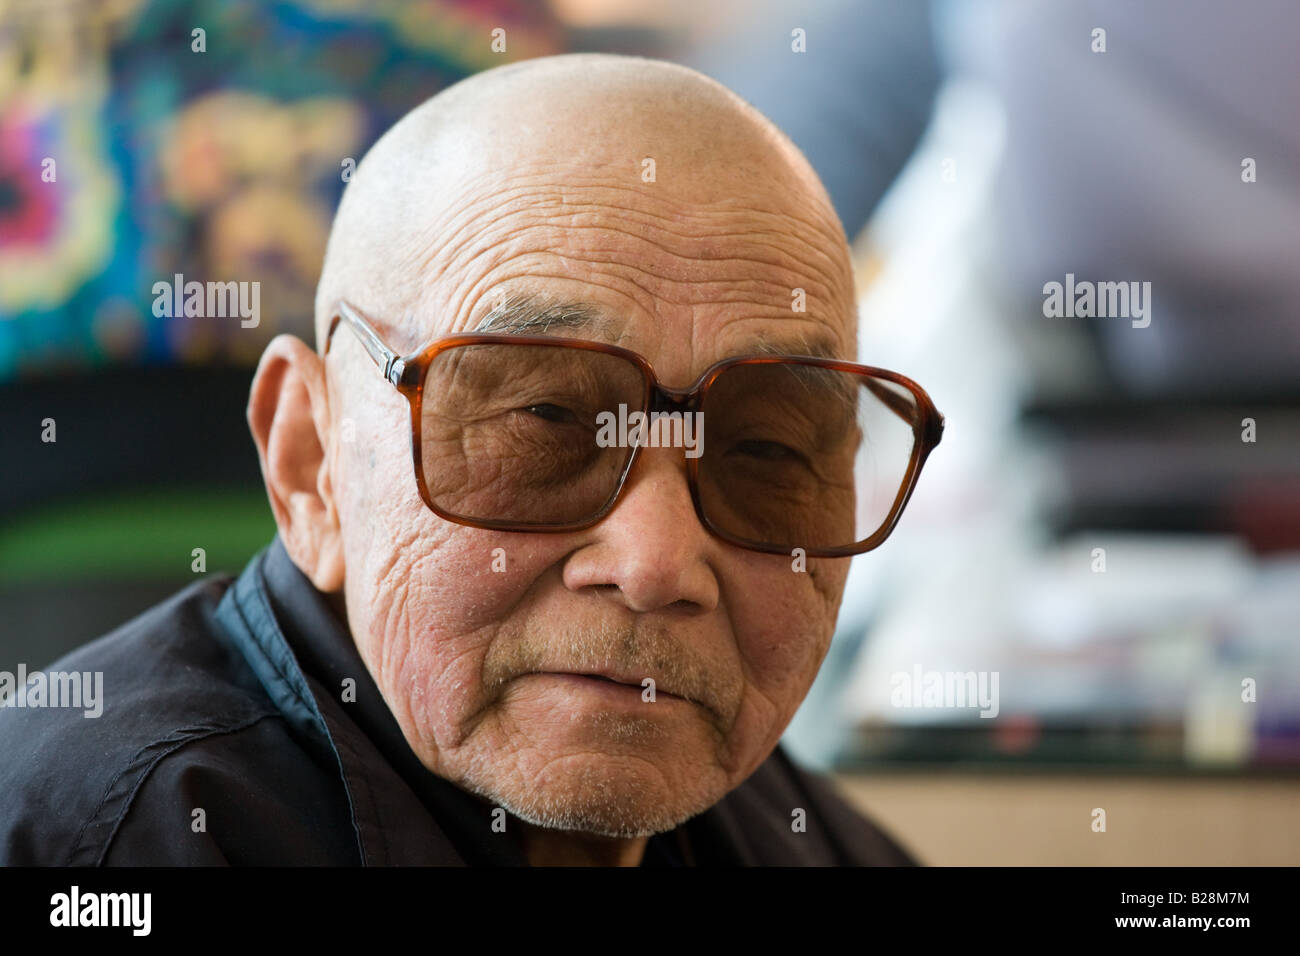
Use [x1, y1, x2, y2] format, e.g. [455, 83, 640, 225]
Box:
[517, 821, 648, 866]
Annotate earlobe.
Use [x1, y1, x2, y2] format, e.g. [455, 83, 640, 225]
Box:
[248, 334, 345, 592]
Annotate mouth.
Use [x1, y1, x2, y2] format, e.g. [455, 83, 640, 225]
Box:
[536, 671, 690, 705]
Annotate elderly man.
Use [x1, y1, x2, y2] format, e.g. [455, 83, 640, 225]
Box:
[0, 54, 941, 866]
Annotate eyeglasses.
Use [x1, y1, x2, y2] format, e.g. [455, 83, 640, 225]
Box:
[324, 299, 944, 557]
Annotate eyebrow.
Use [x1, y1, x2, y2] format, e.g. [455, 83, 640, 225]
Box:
[473, 295, 612, 336]
[748, 335, 844, 361]
[472, 293, 845, 360]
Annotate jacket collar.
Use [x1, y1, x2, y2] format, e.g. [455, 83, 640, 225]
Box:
[215, 536, 528, 865]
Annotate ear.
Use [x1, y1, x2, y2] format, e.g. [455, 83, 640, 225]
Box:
[247, 334, 345, 592]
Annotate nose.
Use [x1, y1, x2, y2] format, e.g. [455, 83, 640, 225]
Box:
[561, 443, 720, 614]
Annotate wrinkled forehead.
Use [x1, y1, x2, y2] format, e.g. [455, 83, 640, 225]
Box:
[391, 169, 857, 383]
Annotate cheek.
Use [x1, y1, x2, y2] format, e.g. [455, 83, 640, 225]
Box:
[729, 557, 848, 706]
[339, 482, 571, 753]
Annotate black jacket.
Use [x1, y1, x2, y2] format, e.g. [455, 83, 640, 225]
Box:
[0, 537, 915, 866]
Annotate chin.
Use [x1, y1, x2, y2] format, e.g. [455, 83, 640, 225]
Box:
[460, 747, 726, 839]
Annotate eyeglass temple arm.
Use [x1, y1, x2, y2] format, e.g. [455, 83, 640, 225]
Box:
[864, 377, 945, 446]
[326, 300, 403, 384]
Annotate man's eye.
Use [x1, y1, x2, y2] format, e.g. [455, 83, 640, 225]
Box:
[731, 439, 801, 462]
[520, 403, 580, 424]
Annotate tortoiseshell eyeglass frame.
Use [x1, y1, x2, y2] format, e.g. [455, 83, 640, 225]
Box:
[323, 299, 945, 557]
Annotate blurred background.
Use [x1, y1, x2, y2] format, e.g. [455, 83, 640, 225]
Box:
[2, 0, 1297, 863]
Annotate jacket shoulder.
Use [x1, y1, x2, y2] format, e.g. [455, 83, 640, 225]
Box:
[712, 745, 917, 865]
[0, 576, 299, 864]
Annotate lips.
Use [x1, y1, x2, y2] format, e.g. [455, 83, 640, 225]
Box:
[544, 671, 686, 702]
[581, 674, 634, 687]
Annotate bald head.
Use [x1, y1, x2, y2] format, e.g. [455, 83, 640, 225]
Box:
[315, 53, 853, 357]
